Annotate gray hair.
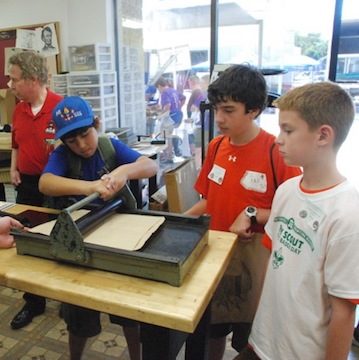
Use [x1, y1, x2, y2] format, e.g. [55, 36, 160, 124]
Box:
[8, 51, 48, 85]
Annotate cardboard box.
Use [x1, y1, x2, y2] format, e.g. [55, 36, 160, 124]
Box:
[0, 89, 16, 125]
[164, 159, 200, 213]
[149, 185, 168, 211]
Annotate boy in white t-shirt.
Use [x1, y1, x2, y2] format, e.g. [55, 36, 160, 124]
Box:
[237, 82, 359, 360]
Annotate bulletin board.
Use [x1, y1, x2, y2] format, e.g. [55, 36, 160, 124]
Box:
[0, 22, 61, 89]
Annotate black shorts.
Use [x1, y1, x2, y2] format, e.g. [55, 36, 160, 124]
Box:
[210, 322, 252, 353]
[61, 303, 138, 338]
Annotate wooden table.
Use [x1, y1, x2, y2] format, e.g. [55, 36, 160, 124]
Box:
[1, 203, 237, 359]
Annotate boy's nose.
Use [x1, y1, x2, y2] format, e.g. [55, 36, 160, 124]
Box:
[76, 138, 87, 149]
[214, 111, 224, 123]
[275, 134, 283, 144]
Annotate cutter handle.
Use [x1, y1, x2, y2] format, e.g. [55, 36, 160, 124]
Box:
[65, 192, 100, 214]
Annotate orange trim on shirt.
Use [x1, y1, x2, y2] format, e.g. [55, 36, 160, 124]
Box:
[349, 299, 359, 305]
[299, 181, 344, 194]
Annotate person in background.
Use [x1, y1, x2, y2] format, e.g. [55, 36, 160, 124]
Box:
[185, 64, 301, 360]
[186, 74, 210, 167]
[240, 82, 359, 360]
[8, 51, 62, 330]
[0, 216, 24, 249]
[39, 96, 158, 360]
[186, 74, 206, 119]
[145, 84, 160, 136]
[155, 76, 184, 161]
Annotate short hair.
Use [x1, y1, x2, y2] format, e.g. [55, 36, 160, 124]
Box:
[189, 75, 200, 84]
[274, 82, 355, 148]
[207, 64, 268, 117]
[155, 76, 168, 88]
[61, 125, 94, 142]
[8, 51, 48, 85]
[41, 26, 52, 40]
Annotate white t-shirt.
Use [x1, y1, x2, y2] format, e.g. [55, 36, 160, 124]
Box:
[249, 176, 359, 360]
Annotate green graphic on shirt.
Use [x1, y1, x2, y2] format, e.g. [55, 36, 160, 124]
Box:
[274, 217, 314, 254]
[272, 247, 284, 269]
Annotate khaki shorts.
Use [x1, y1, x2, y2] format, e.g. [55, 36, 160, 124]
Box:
[211, 233, 270, 324]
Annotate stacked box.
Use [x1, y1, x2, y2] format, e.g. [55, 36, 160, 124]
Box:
[50, 74, 68, 97]
[68, 44, 113, 72]
[67, 71, 118, 133]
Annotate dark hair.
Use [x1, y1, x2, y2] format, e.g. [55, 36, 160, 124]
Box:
[208, 64, 268, 117]
[61, 125, 94, 142]
[41, 26, 52, 39]
[155, 76, 168, 88]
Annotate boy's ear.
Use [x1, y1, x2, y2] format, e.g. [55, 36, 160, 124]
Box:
[317, 125, 335, 146]
[249, 108, 260, 119]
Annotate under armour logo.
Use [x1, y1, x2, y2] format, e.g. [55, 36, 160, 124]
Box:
[228, 155, 237, 162]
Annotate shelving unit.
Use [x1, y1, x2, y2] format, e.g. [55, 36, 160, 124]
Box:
[49, 44, 118, 133]
[50, 73, 68, 97]
[67, 71, 118, 132]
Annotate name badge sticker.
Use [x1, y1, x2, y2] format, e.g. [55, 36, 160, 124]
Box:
[241, 171, 267, 193]
[305, 201, 325, 232]
[208, 164, 226, 185]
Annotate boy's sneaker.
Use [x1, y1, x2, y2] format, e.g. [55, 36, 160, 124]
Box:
[353, 326, 359, 347]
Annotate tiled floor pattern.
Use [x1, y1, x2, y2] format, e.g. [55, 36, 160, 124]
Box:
[0, 285, 358, 360]
[0, 285, 132, 359]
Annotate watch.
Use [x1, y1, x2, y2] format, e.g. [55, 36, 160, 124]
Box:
[245, 206, 257, 225]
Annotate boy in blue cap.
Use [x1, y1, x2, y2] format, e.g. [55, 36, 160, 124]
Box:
[39, 96, 158, 360]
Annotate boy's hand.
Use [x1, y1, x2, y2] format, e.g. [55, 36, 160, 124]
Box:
[0, 216, 24, 249]
[229, 211, 254, 241]
[89, 179, 118, 201]
[100, 173, 127, 194]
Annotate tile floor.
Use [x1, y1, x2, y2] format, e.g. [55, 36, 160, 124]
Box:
[0, 289, 358, 360]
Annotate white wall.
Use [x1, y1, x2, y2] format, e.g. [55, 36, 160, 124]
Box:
[0, 0, 114, 71]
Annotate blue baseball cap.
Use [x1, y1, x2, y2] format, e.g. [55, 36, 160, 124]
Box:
[53, 96, 94, 139]
[145, 85, 156, 95]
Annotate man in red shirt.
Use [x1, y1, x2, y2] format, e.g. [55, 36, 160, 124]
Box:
[8, 51, 62, 330]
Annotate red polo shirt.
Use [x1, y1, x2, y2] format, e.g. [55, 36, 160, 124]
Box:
[11, 90, 63, 175]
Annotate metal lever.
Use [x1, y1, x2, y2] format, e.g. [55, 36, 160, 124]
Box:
[65, 192, 100, 214]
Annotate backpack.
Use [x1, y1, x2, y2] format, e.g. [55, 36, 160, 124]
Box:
[67, 135, 117, 180]
[44, 135, 137, 209]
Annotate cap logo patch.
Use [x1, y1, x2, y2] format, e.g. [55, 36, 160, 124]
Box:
[56, 107, 83, 122]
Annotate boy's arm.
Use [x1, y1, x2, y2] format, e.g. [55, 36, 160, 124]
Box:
[104, 156, 158, 192]
[39, 173, 112, 198]
[39, 156, 158, 201]
[325, 295, 356, 360]
[184, 198, 207, 216]
[230, 208, 271, 240]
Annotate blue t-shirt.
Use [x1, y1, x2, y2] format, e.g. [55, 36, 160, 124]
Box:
[44, 137, 141, 180]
